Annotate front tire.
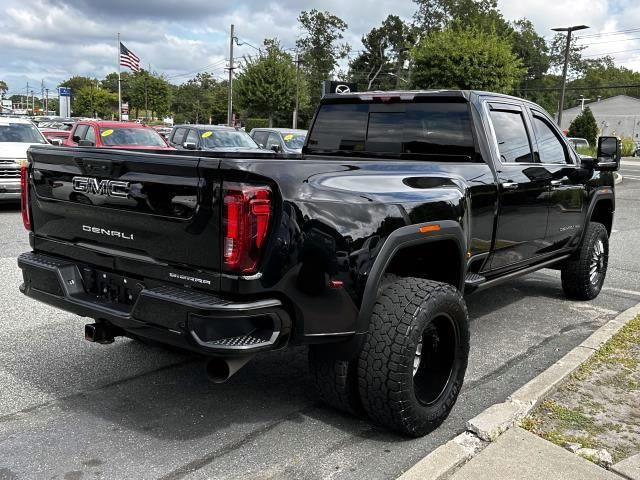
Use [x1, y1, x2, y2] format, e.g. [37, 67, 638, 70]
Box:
[561, 222, 609, 300]
[358, 277, 470, 437]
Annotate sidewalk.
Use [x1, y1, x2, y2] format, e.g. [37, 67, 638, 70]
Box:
[450, 426, 625, 480]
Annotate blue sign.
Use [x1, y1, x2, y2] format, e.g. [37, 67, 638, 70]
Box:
[58, 87, 71, 97]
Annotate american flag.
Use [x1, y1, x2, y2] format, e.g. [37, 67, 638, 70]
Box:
[119, 42, 140, 72]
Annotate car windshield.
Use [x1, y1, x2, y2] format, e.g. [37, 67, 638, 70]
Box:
[282, 133, 306, 150]
[201, 129, 258, 149]
[0, 122, 47, 143]
[99, 127, 167, 147]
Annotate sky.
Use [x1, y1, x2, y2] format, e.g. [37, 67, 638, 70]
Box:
[1, 0, 640, 99]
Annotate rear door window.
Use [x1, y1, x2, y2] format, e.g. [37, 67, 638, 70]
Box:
[489, 109, 534, 163]
[85, 126, 96, 145]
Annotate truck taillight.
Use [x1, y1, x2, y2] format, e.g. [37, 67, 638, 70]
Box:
[223, 182, 272, 273]
[20, 162, 31, 231]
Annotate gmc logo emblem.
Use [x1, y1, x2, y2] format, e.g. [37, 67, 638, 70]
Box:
[72, 176, 130, 198]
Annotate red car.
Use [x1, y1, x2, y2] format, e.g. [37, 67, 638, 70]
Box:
[63, 121, 173, 150]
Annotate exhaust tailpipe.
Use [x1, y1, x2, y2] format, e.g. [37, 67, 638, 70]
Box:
[205, 356, 254, 383]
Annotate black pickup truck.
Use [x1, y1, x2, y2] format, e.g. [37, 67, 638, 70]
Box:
[18, 90, 621, 437]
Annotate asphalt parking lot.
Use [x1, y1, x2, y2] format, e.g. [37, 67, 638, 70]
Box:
[2, 161, 640, 480]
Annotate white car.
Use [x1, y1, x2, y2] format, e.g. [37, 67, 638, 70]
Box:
[0, 117, 48, 201]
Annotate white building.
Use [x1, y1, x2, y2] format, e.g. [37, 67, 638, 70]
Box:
[560, 95, 640, 140]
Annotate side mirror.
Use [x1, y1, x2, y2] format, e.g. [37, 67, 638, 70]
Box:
[49, 138, 63, 146]
[72, 135, 80, 143]
[183, 141, 197, 150]
[596, 136, 621, 171]
[77, 139, 94, 147]
[270, 144, 281, 153]
[258, 143, 265, 149]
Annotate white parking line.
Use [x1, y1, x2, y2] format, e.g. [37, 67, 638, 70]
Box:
[622, 175, 640, 181]
[569, 304, 619, 315]
[603, 287, 640, 296]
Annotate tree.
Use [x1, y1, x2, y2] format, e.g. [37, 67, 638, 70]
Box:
[296, 9, 350, 105]
[171, 73, 227, 124]
[413, 0, 510, 34]
[568, 106, 598, 146]
[0, 81, 7, 99]
[60, 76, 99, 114]
[510, 19, 550, 80]
[411, 28, 526, 92]
[126, 70, 171, 119]
[549, 32, 587, 74]
[235, 40, 310, 127]
[349, 15, 413, 90]
[73, 84, 117, 118]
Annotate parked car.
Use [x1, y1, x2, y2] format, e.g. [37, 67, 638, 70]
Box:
[633, 141, 640, 157]
[39, 121, 75, 144]
[63, 121, 173, 150]
[0, 117, 48, 201]
[153, 126, 173, 139]
[168, 125, 266, 153]
[18, 90, 621, 437]
[250, 128, 307, 153]
[568, 137, 590, 150]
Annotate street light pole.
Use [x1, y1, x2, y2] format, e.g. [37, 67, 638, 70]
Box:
[293, 52, 300, 129]
[552, 24, 589, 127]
[227, 24, 235, 127]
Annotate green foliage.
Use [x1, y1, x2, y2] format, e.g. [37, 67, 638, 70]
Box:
[0, 80, 7, 97]
[510, 18, 550, 80]
[60, 76, 100, 114]
[297, 9, 350, 105]
[243, 118, 270, 131]
[411, 28, 526, 92]
[621, 137, 636, 157]
[171, 72, 227, 124]
[349, 15, 413, 90]
[235, 40, 309, 126]
[73, 85, 118, 118]
[413, 0, 510, 34]
[127, 70, 171, 118]
[568, 107, 598, 146]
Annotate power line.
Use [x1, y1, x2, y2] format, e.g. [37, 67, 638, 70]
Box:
[514, 83, 640, 92]
[582, 47, 640, 58]
[576, 27, 640, 39]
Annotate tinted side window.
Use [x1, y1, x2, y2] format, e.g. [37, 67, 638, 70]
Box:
[532, 115, 568, 164]
[85, 126, 96, 144]
[185, 129, 199, 145]
[266, 133, 281, 149]
[171, 128, 186, 145]
[489, 110, 534, 163]
[73, 124, 88, 142]
[253, 131, 268, 146]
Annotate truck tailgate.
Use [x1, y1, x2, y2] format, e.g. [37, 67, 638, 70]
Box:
[27, 146, 221, 275]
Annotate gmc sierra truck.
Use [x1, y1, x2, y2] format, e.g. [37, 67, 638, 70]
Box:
[17, 90, 621, 437]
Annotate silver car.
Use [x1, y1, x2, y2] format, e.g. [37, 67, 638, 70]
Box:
[250, 128, 307, 154]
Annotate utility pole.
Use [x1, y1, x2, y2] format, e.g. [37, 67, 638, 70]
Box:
[41, 79, 44, 116]
[26, 82, 29, 113]
[293, 52, 300, 129]
[31, 90, 34, 116]
[552, 25, 589, 127]
[45, 88, 49, 115]
[227, 23, 235, 127]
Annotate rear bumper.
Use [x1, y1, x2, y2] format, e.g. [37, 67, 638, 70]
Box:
[17, 251, 291, 356]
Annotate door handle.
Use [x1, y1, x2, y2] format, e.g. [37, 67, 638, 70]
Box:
[501, 182, 519, 190]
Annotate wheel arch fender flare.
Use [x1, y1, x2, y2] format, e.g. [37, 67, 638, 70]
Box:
[356, 220, 467, 335]
[583, 188, 615, 240]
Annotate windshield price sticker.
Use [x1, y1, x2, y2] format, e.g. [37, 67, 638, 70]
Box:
[202, 131, 213, 138]
[101, 129, 114, 137]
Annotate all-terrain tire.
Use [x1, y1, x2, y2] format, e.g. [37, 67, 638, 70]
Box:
[561, 222, 609, 300]
[308, 346, 362, 415]
[358, 277, 470, 437]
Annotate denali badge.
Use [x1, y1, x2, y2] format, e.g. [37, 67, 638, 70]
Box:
[72, 176, 130, 198]
[82, 225, 134, 240]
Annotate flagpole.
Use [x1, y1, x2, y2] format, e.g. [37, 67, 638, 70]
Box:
[117, 32, 121, 121]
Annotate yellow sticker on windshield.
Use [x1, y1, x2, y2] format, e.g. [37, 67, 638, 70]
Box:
[201, 131, 213, 138]
[101, 129, 114, 137]
[283, 134, 294, 141]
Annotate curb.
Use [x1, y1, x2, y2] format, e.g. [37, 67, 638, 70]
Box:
[614, 172, 623, 185]
[397, 301, 640, 480]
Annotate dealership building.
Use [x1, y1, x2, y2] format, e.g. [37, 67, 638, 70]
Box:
[560, 94, 640, 140]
